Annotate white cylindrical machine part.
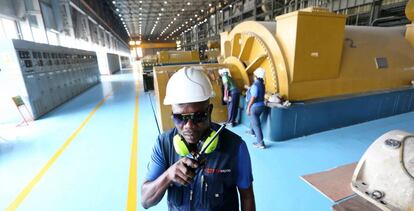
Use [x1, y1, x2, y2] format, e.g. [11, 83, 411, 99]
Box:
[351, 130, 414, 210]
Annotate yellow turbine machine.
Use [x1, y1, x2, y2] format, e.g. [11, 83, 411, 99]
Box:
[219, 4, 414, 101]
[142, 50, 200, 70]
[205, 40, 221, 63]
[141, 55, 158, 70]
[157, 50, 200, 65]
[154, 0, 414, 137]
[141, 50, 201, 92]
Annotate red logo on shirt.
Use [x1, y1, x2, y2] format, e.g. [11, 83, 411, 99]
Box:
[204, 168, 231, 174]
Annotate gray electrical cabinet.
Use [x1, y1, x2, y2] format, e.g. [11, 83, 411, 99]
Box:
[120, 56, 131, 69]
[0, 39, 100, 121]
[107, 53, 120, 74]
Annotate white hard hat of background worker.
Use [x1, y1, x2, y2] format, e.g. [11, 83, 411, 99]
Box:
[164, 67, 215, 105]
[218, 68, 230, 76]
[254, 67, 265, 79]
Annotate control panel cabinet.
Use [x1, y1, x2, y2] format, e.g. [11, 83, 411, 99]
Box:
[0, 39, 100, 120]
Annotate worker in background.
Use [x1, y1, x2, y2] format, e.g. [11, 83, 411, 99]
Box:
[218, 68, 240, 127]
[246, 68, 266, 149]
[141, 67, 256, 210]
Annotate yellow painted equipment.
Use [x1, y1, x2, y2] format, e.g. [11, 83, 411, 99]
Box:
[141, 55, 158, 69]
[406, 0, 414, 47]
[157, 50, 200, 65]
[218, 5, 414, 101]
[130, 42, 177, 49]
[205, 49, 220, 62]
[153, 64, 227, 131]
[405, 0, 414, 23]
[206, 40, 221, 62]
[153, 1, 414, 134]
[207, 40, 220, 49]
[139, 42, 176, 49]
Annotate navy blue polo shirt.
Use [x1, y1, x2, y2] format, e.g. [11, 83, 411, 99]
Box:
[146, 126, 253, 188]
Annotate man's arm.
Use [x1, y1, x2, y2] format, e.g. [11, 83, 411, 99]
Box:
[236, 141, 255, 211]
[141, 158, 198, 209]
[141, 172, 170, 209]
[238, 185, 256, 211]
[246, 96, 256, 115]
[223, 84, 229, 102]
[247, 83, 259, 115]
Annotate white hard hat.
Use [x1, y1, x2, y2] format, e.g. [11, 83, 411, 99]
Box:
[218, 68, 230, 76]
[254, 67, 265, 79]
[163, 67, 215, 105]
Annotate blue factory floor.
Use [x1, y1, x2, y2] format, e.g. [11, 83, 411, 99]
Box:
[1, 64, 414, 210]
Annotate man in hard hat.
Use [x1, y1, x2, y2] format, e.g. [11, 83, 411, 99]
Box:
[141, 67, 256, 210]
[246, 68, 266, 149]
[218, 68, 241, 127]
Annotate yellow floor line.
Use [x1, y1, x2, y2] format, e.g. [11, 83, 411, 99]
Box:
[126, 83, 139, 211]
[6, 93, 112, 211]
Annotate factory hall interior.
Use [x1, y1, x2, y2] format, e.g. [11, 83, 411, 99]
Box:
[1, 0, 414, 210]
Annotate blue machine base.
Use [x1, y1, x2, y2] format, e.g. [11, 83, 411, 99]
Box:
[240, 87, 414, 141]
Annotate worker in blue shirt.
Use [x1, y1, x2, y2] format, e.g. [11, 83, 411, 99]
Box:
[219, 68, 240, 127]
[246, 68, 266, 149]
[141, 67, 256, 210]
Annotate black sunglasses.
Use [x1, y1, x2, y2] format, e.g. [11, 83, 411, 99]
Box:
[172, 111, 209, 125]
